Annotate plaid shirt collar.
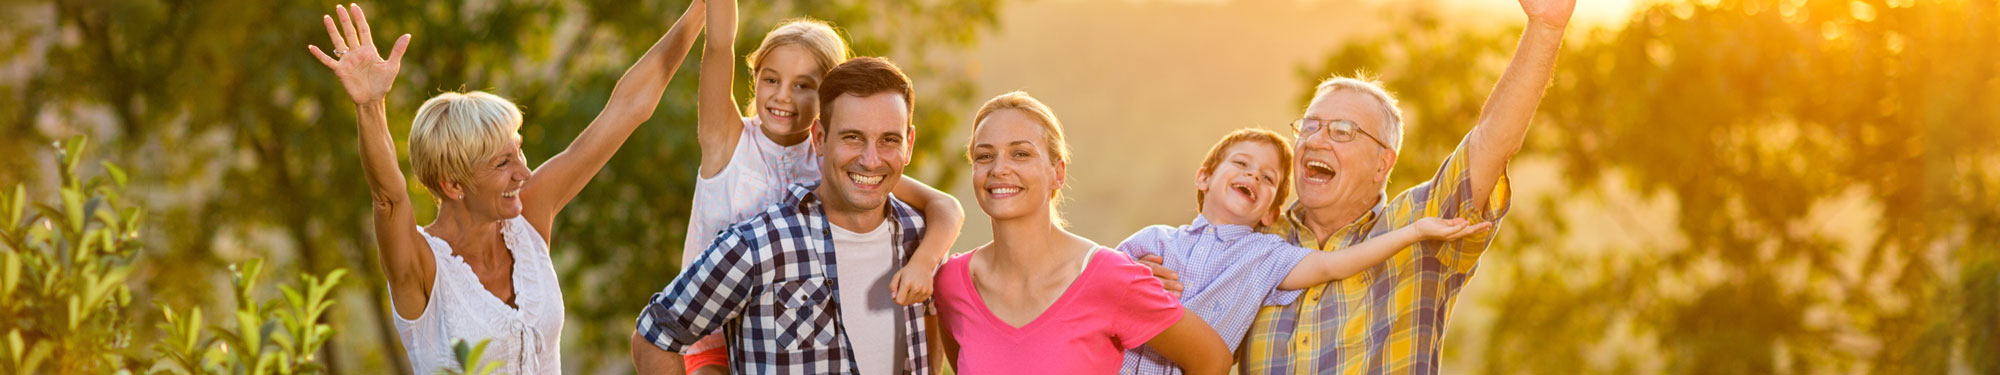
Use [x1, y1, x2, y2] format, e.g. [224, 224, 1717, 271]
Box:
[780, 182, 929, 279]
[1276, 192, 1390, 249]
[784, 182, 925, 239]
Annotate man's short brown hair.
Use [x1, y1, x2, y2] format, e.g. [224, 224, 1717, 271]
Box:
[817, 56, 914, 130]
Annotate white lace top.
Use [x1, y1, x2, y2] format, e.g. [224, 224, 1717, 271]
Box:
[394, 215, 565, 374]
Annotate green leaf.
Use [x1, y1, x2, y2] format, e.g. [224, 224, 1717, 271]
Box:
[6, 185, 21, 229]
[1, 252, 17, 299]
[235, 310, 262, 347]
[183, 307, 205, 352]
[67, 296, 81, 331]
[60, 189, 83, 233]
[77, 228, 97, 262]
[280, 284, 304, 315]
[7, 330, 22, 361]
[61, 137, 84, 178]
[272, 332, 297, 352]
[191, 310, 205, 343]
[20, 340, 49, 374]
[453, 340, 472, 366]
[90, 267, 131, 310]
[254, 351, 278, 374]
[320, 269, 348, 292]
[466, 339, 496, 375]
[93, 207, 119, 234]
[99, 230, 124, 258]
[100, 162, 127, 188]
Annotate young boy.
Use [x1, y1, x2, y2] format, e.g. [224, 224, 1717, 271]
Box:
[1117, 128, 1490, 375]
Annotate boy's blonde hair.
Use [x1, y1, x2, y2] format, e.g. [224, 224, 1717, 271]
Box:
[409, 91, 523, 200]
[967, 91, 1073, 228]
[1195, 128, 1294, 221]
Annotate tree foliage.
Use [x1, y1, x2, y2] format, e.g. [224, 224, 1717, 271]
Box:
[0, 138, 353, 374]
[0, 138, 147, 374]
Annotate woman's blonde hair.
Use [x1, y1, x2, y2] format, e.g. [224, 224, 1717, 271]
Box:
[408, 91, 523, 201]
[746, 19, 851, 83]
[967, 91, 1073, 228]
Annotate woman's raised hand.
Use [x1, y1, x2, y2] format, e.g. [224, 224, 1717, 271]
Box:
[308, 3, 410, 105]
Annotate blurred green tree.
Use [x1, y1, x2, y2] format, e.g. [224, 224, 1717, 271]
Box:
[0, 137, 350, 374]
[1296, 0, 1998, 373]
[0, 0, 997, 372]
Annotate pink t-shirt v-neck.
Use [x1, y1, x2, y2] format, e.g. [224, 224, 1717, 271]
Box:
[934, 247, 1185, 374]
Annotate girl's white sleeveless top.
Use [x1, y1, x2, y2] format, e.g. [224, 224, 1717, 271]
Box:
[683, 116, 820, 265]
[394, 215, 565, 374]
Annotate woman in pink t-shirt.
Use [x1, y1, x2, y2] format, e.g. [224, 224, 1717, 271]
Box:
[933, 92, 1231, 374]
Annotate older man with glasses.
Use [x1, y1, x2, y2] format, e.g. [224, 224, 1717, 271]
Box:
[1183, 0, 1577, 373]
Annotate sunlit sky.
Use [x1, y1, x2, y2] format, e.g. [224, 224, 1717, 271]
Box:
[1070, 0, 1646, 27]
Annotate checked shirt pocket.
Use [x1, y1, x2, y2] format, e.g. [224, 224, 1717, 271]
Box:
[766, 278, 837, 351]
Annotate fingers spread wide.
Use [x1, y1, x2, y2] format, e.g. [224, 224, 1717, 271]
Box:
[308, 45, 337, 67]
[322, 15, 347, 51]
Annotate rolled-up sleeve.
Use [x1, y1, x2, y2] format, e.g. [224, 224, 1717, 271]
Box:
[1412, 139, 1514, 271]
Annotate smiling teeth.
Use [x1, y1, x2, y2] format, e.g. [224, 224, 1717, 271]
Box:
[850, 173, 883, 185]
[990, 187, 1020, 195]
[501, 189, 519, 198]
[771, 108, 795, 117]
[1307, 161, 1332, 171]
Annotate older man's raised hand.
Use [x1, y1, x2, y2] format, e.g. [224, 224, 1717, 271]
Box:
[1520, 0, 1577, 29]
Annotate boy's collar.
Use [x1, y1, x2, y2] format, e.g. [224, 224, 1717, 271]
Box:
[1192, 214, 1259, 231]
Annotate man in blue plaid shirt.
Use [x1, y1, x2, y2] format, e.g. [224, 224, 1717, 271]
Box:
[631, 57, 940, 374]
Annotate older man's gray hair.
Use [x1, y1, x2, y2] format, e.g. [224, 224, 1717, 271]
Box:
[1312, 75, 1405, 152]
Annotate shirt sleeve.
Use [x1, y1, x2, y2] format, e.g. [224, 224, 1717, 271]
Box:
[635, 225, 764, 353]
[1115, 225, 1175, 260]
[1103, 250, 1186, 351]
[1245, 233, 1318, 306]
[1410, 139, 1515, 271]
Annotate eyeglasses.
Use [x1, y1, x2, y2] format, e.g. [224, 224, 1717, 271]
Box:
[1291, 118, 1390, 150]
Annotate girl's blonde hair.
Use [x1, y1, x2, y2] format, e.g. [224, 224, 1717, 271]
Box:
[746, 19, 851, 82]
[408, 91, 523, 200]
[743, 19, 851, 117]
[968, 91, 1073, 228]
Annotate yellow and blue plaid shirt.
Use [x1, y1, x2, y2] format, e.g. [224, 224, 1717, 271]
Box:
[1240, 140, 1511, 375]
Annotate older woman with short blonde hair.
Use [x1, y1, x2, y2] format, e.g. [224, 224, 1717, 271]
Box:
[305, 2, 705, 373]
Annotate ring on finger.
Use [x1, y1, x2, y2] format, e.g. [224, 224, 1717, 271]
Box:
[334, 49, 348, 58]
